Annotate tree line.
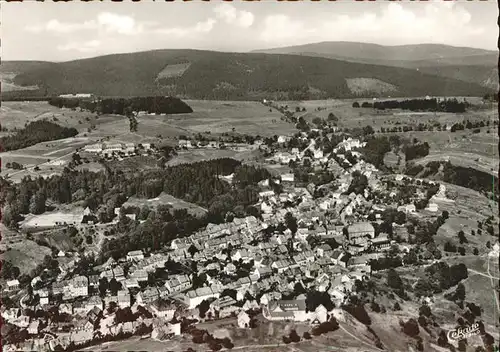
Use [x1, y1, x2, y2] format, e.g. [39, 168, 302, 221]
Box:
[0, 120, 78, 152]
[380, 119, 495, 134]
[354, 98, 470, 113]
[48, 96, 193, 115]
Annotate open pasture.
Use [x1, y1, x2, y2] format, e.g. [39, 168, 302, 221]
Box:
[167, 148, 261, 166]
[434, 182, 497, 222]
[135, 115, 193, 139]
[1, 101, 97, 131]
[415, 151, 498, 176]
[123, 192, 207, 217]
[165, 100, 296, 137]
[0, 135, 98, 182]
[391, 130, 498, 158]
[432, 183, 498, 253]
[0, 239, 52, 275]
[20, 207, 84, 229]
[461, 274, 499, 327]
[444, 255, 499, 276]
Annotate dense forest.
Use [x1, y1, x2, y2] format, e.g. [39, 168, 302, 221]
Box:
[403, 142, 430, 161]
[441, 163, 498, 200]
[0, 158, 269, 229]
[0, 120, 78, 152]
[359, 98, 470, 113]
[11, 50, 491, 100]
[1, 158, 271, 261]
[48, 96, 193, 115]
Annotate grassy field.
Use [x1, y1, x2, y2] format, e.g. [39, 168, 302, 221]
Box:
[122, 192, 207, 217]
[20, 206, 84, 229]
[165, 100, 297, 137]
[415, 151, 498, 176]
[0, 239, 52, 275]
[431, 182, 498, 256]
[0, 134, 101, 182]
[1, 101, 96, 131]
[167, 148, 262, 166]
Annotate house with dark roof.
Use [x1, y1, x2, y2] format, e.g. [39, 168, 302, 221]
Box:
[87, 306, 102, 325]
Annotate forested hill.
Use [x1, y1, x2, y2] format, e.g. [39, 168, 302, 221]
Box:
[8, 49, 492, 100]
[253, 42, 497, 90]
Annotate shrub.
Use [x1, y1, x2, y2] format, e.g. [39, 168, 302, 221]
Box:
[402, 318, 420, 338]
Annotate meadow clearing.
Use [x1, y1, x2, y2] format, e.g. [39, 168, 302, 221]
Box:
[0, 238, 52, 275]
[1, 101, 96, 131]
[20, 206, 84, 229]
[122, 192, 207, 217]
[165, 100, 297, 137]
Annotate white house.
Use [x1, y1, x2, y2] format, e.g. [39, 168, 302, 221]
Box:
[277, 135, 290, 144]
[427, 203, 439, 212]
[149, 299, 176, 320]
[181, 286, 221, 309]
[253, 267, 272, 279]
[263, 300, 308, 322]
[397, 204, 416, 214]
[347, 222, 375, 239]
[237, 311, 251, 328]
[117, 290, 131, 309]
[312, 304, 329, 323]
[281, 173, 295, 183]
[27, 320, 40, 335]
[136, 288, 160, 306]
[6, 280, 20, 291]
[126, 250, 145, 262]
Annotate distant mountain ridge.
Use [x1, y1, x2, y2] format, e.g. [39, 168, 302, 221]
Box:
[253, 42, 495, 63]
[253, 41, 498, 90]
[2, 46, 494, 100]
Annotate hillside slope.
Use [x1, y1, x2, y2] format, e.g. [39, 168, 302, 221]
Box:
[254, 42, 497, 89]
[9, 49, 492, 100]
[0, 61, 55, 92]
[254, 42, 495, 64]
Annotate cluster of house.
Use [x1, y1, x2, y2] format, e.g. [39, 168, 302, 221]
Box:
[82, 142, 152, 158]
[59, 93, 94, 99]
[177, 139, 265, 152]
[2, 129, 450, 351]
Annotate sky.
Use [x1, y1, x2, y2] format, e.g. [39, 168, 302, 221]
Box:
[2, 1, 497, 62]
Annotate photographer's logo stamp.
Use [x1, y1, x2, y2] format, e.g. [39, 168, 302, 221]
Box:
[447, 323, 481, 341]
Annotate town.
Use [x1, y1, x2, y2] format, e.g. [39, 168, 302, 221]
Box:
[3, 99, 498, 352]
[1, 3, 499, 351]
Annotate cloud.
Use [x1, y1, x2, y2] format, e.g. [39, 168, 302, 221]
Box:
[154, 18, 216, 37]
[259, 2, 486, 48]
[259, 15, 314, 43]
[214, 3, 254, 28]
[26, 19, 96, 34]
[25, 12, 144, 35]
[97, 12, 142, 35]
[57, 40, 101, 53]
